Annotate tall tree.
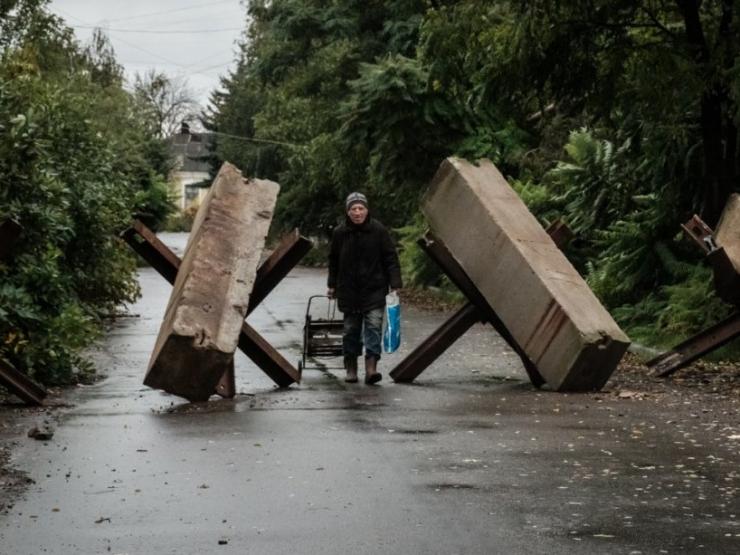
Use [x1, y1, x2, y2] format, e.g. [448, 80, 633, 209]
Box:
[0, 0, 176, 384]
[511, 0, 739, 226]
[204, 0, 431, 234]
[206, 0, 740, 346]
[133, 70, 201, 138]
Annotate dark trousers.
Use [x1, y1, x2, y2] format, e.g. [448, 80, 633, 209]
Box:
[342, 308, 383, 360]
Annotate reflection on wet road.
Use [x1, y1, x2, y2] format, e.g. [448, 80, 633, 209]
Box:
[0, 234, 737, 554]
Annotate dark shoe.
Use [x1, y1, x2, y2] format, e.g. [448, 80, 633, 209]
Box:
[344, 356, 358, 383]
[364, 356, 382, 385]
[365, 372, 382, 385]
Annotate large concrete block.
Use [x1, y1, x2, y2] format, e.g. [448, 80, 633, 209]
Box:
[716, 193, 740, 273]
[145, 162, 279, 401]
[711, 193, 740, 305]
[423, 157, 630, 391]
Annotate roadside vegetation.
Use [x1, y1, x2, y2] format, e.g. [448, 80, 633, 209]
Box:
[2, 0, 739, 390]
[0, 0, 175, 385]
[205, 0, 740, 351]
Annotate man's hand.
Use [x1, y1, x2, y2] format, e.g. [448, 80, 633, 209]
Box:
[327, 287, 335, 299]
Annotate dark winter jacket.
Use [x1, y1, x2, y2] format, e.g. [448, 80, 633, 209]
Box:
[327, 216, 403, 313]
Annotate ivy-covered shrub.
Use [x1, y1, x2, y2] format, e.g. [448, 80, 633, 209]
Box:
[0, 1, 174, 385]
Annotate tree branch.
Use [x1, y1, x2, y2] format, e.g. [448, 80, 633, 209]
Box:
[674, 0, 709, 63]
[717, 0, 734, 47]
[639, 6, 677, 38]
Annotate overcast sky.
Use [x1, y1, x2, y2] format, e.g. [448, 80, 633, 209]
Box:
[48, 1, 246, 106]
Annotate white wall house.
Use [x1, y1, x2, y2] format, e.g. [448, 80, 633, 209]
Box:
[168, 123, 213, 211]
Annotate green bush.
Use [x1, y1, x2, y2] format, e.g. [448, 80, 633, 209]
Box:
[163, 205, 198, 233]
[297, 239, 329, 268]
[204, 0, 740, 357]
[0, 2, 175, 385]
[613, 264, 737, 355]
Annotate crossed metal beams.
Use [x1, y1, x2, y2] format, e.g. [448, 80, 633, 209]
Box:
[121, 220, 311, 397]
[0, 220, 47, 405]
[647, 312, 740, 377]
[646, 215, 740, 377]
[391, 224, 571, 387]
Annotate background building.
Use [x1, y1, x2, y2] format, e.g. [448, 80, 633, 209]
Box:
[168, 122, 213, 211]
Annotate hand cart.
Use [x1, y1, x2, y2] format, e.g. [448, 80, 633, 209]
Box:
[298, 295, 344, 373]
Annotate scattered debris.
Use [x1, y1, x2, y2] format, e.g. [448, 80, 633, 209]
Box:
[27, 426, 54, 441]
[616, 390, 646, 400]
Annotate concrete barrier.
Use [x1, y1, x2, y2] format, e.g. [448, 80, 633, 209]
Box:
[145, 162, 279, 401]
[716, 193, 740, 273]
[423, 157, 630, 391]
[710, 193, 740, 306]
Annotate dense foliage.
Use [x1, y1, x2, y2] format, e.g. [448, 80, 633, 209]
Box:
[0, 0, 175, 385]
[206, 0, 740, 349]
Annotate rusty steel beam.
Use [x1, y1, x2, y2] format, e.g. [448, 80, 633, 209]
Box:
[0, 219, 22, 261]
[121, 220, 307, 391]
[707, 248, 740, 306]
[545, 219, 574, 250]
[650, 213, 740, 375]
[647, 312, 740, 377]
[249, 229, 313, 315]
[681, 215, 716, 254]
[0, 359, 46, 406]
[238, 324, 299, 388]
[214, 360, 236, 399]
[122, 223, 312, 313]
[390, 303, 481, 383]
[121, 220, 181, 283]
[679, 214, 740, 304]
[0, 221, 46, 405]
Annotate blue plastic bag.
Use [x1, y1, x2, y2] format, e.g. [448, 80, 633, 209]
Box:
[383, 291, 401, 353]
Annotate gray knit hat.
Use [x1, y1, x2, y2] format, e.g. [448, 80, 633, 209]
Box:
[345, 192, 368, 210]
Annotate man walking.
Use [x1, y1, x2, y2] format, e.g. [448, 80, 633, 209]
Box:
[327, 192, 402, 384]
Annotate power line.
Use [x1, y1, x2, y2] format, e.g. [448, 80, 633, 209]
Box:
[105, 32, 191, 71]
[57, 8, 291, 147]
[183, 49, 238, 69]
[189, 61, 234, 74]
[107, 30, 241, 82]
[104, 0, 236, 23]
[109, 33, 236, 83]
[209, 130, 304, 149]
[55, 7, 238, 97]
[123, 60, 232, 72]
[121, 59, 234, 74]
[71, 25, 243, 35]
[141, 14, 243, 28]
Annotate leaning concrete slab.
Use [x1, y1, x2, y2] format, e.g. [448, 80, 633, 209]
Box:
[144, 162, 279, 401]
[716, 193, 740, 274]
[423, 157, 630, 391]
[708, 193, 740, 306]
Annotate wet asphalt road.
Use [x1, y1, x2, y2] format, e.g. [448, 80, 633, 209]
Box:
[0, 233, 738, 554]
